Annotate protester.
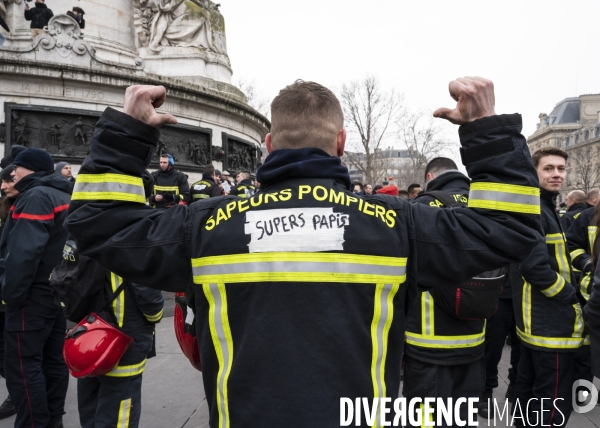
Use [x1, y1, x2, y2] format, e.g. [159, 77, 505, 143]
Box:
[398, 189, 409, 200]
[586, 188, 599, 207]
[66, 78, 542, 427]
[364, 184, 373, 195]
[220, 170, 232, 193]
[66, 6, 85, 28]
[230, 171, 256, 198]
[149, 154, 189, 208]
[55, 161, 75, 183]
[511, 147, 583, 427]
[376, 185, 398, 196]
[404, 157, 492, 422]
[0, 145, 27, 169]
[407, 182, 421, 199]
[77, 270, 163, 428]
[585, 203, 600, 379]
[352, 182, 364, 195]
[560, 189, 587, 230]
[189, 164, 221, 203]
[0, 165, 18, 420]
[24, 0, 54, 38]
[1, 148, 71, 428]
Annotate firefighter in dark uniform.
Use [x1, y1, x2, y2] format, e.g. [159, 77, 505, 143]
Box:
[0, 149, 71, 428]
[189, 163, 221, 203]
[512, 147, 584, 427]
[66, 79, 543, 428]
[77, 271, 164, 428]
[404, 157, 489, 424]
[229, 171, 256, 198]
[586, 210, 600, 379]
[560, 190, 589, 231]
[566, 205, 595, 397]
[149, 153, 190, 208]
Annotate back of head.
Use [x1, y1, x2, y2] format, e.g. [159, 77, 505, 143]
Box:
[270, 80, 344, 155]
[203, 164, 215, 176]
[407, 183, 421, 194]
[424, 157, 458, 180]
[568, 190, 586, 204]
[587, 188, 599, 202]
[531, 147, 568, 168]
[73, 7, 85, 14]
[239, 171, 251, 181]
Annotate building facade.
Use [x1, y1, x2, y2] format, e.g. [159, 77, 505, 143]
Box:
[345, 148, 413, 187]
[527, 94, 600, 201]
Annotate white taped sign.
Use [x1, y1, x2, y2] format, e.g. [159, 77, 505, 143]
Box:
[244, 208, 350, 253]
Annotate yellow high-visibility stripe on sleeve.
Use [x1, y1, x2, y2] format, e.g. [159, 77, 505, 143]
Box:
[144, 309, 164, 323]
[72, 174, 146, 204]
[540, 273, 565, 298]
[468, 182, 540, 214]
[569, 249, 585, 262]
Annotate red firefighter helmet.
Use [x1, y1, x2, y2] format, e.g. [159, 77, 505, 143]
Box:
[63, 313, 133, 378]
[174, 292, 202, 371]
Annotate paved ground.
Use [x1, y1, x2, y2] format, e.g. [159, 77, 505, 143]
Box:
[0, 316, 597, 427]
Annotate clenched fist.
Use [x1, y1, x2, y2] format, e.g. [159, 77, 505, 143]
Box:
[123, 85, 178, 128]
[434, 76, 496, 125]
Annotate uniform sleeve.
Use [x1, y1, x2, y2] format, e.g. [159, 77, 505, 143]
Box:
[4, 194, 55, 306]
[178, 174, 191, 204]
[408, 114, 542, 290]
[567, 213, 592, 273]
[66, 108, 192, 292]
[24, 9, 32, 21]
[517, 240, 578, 305]
[585, 257, 600, 340]
[130, 283, 164, 323]
[560, 213, 574, 232]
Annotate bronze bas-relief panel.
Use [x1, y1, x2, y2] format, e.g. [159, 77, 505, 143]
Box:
[222, 132, 261, 174]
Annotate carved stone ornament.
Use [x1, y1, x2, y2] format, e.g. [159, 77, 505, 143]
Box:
[222, 134, 259, 173]
[212, 145, 225, 162]
[38, 14, 93, 58]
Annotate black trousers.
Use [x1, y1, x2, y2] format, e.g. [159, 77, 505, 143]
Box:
[4, 300, 69, 428]
[513, 346, 575, 427]
[573, 343, 593, 383]
[483, 298, 520, 390]
[402, 356, 485, 428]
[78, 374, 143, 428]
[0, 311, 5, 379]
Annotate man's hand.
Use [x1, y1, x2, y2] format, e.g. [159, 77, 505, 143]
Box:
[24, 4, 29, 10]
[155, 194, 163, 202]
[433, 76, 496, 125]
[123, 85, 177, 128]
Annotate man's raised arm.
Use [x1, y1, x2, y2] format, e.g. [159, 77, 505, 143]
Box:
[66, 86, 191, 291]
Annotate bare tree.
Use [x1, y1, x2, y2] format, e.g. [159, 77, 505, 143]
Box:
[397, 110, 453, 187]
[340, 76, 403, 185]
[568, 146, 600, 193]
[235, 77, 270, 118]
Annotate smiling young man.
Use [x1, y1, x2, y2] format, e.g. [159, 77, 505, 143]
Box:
[511, 147, 584, 427]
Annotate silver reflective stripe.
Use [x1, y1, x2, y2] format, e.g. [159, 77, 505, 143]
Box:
[111, 273, 124, 328]
[424, 292, 433, 336]
[73, 181, 145, 197]
[207, 283, 231, 428]
[119, 399, 130, 428]
[193, 261, 405, 277]
[541, 275, 564, 297]
[517, 328, 583, 348]
[193, 194, 210, 199]
[546, 236, 570, 282]
[406, 335, 483, 346]
[108, 360, 146, 376]
[469, 190, 539, 205]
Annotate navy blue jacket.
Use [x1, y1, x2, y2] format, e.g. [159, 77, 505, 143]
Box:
[0, 171, 71, 308]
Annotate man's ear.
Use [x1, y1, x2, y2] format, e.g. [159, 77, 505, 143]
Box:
[265, 133, 273, 154]
[426, 173, 435, 182]
[336, 129, 346, 157]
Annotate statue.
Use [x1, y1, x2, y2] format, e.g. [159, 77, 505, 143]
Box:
[12, 112, 28, 147]
[0, 0, 21, 19]
[70, 117, 93, 145]
[132, 0, 227, 55]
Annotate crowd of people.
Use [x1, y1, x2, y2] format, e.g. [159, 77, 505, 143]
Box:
[0, 76, 597, 428]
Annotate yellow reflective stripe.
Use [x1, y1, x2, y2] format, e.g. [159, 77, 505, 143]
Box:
[191, 253, 407, 285]
[203, 283, 233, 428]
[588, 226, 597, 251]
[421, 292, 434, 336]
[192, 194, 210, 199]
[72, 173, 146, 204]
[541, 273, 565, 298]
[106, 359, 146, 378]
[144, 309, 163, 323]
[370, 283, 400, 428]
[523, 280, 532, 335]
[569, 249, 585, 261]
[573, 304, 584, 338]
[516, 328, 583, 349]
[580, 274, 591, 301]
[583, 336, 590, 345]
[111, 273, 124, 328]
[117, 398, 131, 428]
[154, 185, 180, 194]
[405, 331, 485, 348]
[546, 233, 571, 282]
[468, 182, 540, 214]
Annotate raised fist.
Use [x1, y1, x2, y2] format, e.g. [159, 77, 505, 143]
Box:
[123, 85, 177, 128]
[434, 76, 496, 125]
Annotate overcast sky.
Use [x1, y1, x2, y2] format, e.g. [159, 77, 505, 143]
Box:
[222, 0, 600, 154]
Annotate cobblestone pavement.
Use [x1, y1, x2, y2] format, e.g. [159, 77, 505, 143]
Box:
[0, 317, 597, 427]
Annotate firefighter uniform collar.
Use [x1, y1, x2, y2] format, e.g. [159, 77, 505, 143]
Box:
[540, 187, 559, 205]
[15, 170, 73, 195]
[256, 148, 352, 190]
[424, 170, 470, 192]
